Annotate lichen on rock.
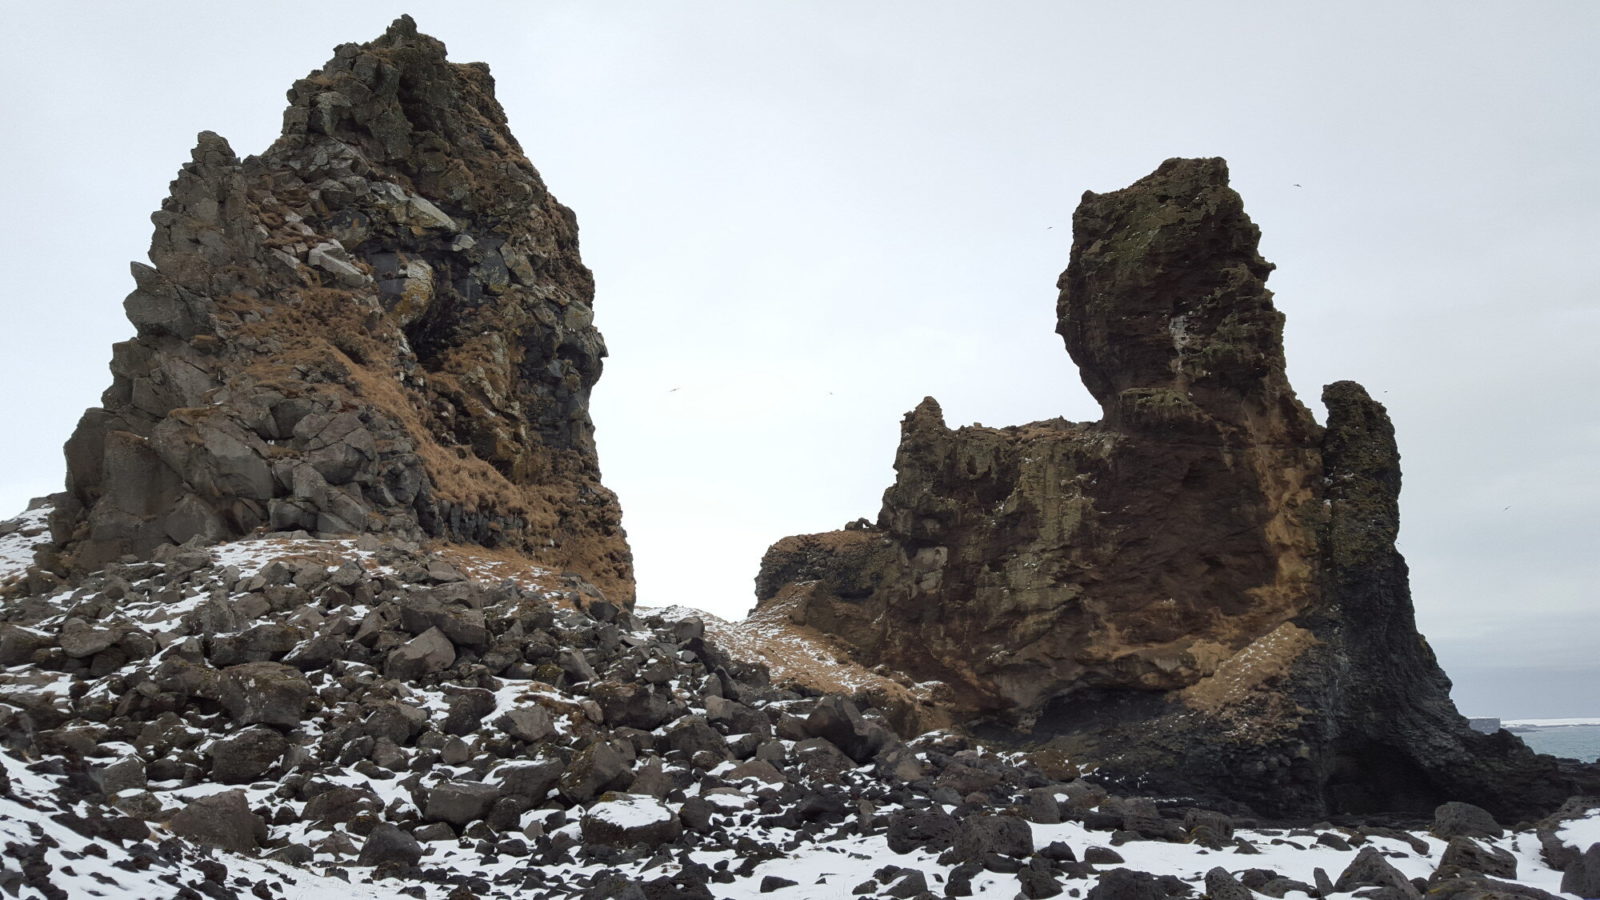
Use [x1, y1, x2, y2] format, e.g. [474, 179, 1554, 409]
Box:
[43, 16, 632, 604]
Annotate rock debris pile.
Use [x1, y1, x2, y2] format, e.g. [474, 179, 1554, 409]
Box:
[1, 525, 1597, 899]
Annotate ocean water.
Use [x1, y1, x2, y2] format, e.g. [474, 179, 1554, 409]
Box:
[1513, 724, 1600, 762]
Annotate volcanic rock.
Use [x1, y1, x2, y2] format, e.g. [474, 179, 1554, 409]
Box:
[754, 157, 1591, 819]
[1435, 837, 1519, 881]
[385, 626, 456, 679]
[40, 14, 632, 605]
[357, 822, 424, 868]
[168, 789, 267, 854]
[207, 725, 288, 783]
[579, 795, 682, 848]
[498, 704, 556, 743]
[424, 779, 499, 827]
[1335, 846, 1421, 899]
[1562, 843, 1600, 899]
[218, 661, 311, 728]
[1435, 802, 1505, 840]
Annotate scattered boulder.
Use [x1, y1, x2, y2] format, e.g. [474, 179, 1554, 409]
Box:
[302, 785, 383, 824]
[1203, 868, 1253, 900]
[384, 627, 456, 680]
[1087, 868, 1181, 900]
[424, 780, 499, 827]
[559, 740, 632, 803]
[580, 794, 682, 847]
[356, 822, 423, 868]
[91, 757, 147, 795]
[498, 705, 555, 743]
[1435, 801, 1505, 840]
[886, 806, 960, 855]
[168, 789, 266, 854]
[207, 726, 288, 783]
[947, 813, 1033, 867]
[804, 696, 894, 763]
[217, 662, 311, 727]
[1335, 846, 1422, 900]
[1561, 843, 1600, 899]
[1435, 836, 1518, 881]
[491, 759, 565, 805]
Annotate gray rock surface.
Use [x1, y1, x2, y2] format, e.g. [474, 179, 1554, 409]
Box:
[207, 725, 287, 783]
[168, 789, 266, 854]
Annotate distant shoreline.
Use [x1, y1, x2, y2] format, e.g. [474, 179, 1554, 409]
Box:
[1500, 717, 1600, 729]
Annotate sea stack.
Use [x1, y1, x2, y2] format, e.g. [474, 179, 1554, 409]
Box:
[41, 16, 632, 604]
[755, 158, 1589, 817]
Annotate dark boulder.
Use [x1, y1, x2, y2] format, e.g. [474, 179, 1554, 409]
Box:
[1435, 837, 1518, 882]
[217, 662, 311, 728]
[424, 780, 499, 827]
[886, 806, 960, 855]
[169, 789, 266, 854]
[1561, 843, 1600, 900]
[1435, 802, 1505, 840]
[1334, 847, 1421, 900]
[207, 726, 288, 783]
[356, 823, 423, 868]
[580, 795, 682, 848]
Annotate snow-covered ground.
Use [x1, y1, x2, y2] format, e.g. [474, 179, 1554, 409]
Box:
[1, 532, 1596, 899]
[1, 742, 1592, 900]
[0, 504, 52, 586]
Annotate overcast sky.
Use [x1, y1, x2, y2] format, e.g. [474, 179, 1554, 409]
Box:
[2, 3, 1595, 717]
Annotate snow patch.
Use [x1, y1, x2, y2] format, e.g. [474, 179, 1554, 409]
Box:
[588, 794, 674, 829]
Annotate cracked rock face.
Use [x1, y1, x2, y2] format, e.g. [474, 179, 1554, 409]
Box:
[45, 17, 631, 604]
[755, 158, 1591, 818]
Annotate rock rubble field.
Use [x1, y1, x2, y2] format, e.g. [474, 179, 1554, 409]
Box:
[4, 14, 1598, 900]
[2, 522, 1598, 899]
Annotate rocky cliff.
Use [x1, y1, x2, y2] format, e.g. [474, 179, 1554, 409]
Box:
[41, 16, 631, 603]
[4, 22, 1600, 898]
[756, 158, 1592, 818]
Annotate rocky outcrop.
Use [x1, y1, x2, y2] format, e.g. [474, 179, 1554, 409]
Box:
[755, 158, 1595, 818]
[42, 17, 631, 603]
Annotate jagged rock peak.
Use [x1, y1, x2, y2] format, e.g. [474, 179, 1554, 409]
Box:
[753, 158, 1592, 818]
[1057, 157, 1314, 442]
[44, 18, 633, 604]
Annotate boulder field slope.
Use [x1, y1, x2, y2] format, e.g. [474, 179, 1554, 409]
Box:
[2, 519, 1599, 900]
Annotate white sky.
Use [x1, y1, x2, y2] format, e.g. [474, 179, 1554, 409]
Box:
[2, 3, 1595, 717]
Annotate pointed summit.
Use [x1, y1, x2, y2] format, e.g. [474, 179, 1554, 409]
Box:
[45, 20, 633, 603]
[755, 159, 1588, 818]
